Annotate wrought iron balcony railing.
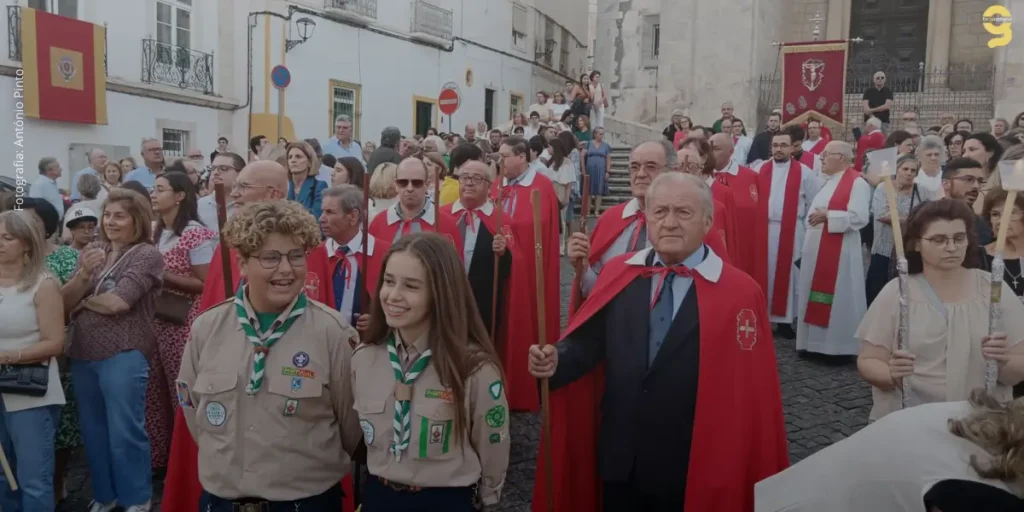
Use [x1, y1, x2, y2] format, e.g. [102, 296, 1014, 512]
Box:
[325, 0, 378, 20]
[8, 5, 21, 60]
[141, 39, 214, 95]
[411, 0, 452, 41]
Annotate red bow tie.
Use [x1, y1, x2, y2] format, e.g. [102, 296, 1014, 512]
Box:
[459, 209, 482, 233]
[334, 247, 355, 289]
[642, 265, 694, 309]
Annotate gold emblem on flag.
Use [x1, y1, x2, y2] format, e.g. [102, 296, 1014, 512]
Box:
[50, 47, 83, 91]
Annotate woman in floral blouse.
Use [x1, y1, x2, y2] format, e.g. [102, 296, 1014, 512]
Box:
[19, 198, 82, 506]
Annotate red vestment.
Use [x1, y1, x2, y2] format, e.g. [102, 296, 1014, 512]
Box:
[710, 180, 739, 264]
[533, 248, 789, 511]
[758, 159, 804, 318]
[161, 243, 357, 512]
[569, 199, 732, 312]
[804, 170, 861, 326]
[489, 169, 560, 411]
[797, 150, 819, 171]
[716, 165, 768, 293]
[367, 203, 463, 256]
[854, 130, 885, 172]
[805, 138, 828, 155]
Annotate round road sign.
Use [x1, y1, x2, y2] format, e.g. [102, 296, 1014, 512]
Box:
[439, 87, 460, 116]
[271, 65, 291, 89]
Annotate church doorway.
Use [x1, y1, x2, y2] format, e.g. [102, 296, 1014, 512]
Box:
[848, 0, 929, 92]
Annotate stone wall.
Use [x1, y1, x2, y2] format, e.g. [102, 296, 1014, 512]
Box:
[950, 0, 998, 66]
[595, 0, 662, 126]
[603, 115, 664, 146]
[784, 0, 830, 42]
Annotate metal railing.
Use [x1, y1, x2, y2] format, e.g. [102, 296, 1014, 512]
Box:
[140, 39, 214, 95]
[325, 0, 378, 20]
[410, 0, 452, 40]
[8, 5, 21, 61]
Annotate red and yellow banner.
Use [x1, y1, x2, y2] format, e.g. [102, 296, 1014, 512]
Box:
[21, 8, 107, 124]
[780, 40, 847, 131]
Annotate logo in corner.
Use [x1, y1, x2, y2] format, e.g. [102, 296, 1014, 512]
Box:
[983, 5, 1013, 48]
[736, 309, 758, 351]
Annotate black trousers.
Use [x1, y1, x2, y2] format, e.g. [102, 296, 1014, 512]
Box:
[199, 482, 343, 511]
[362, 475, 476, 512]
[603, 480, 684, 512]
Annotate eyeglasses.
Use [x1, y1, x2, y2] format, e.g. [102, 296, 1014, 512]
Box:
[458, 175, 491, 185]
[990, 209, 1024, 222]
[396, 179, 425, 189]
[950, 175, 986, 186]
[922, 233, 969, 247]
[253, 249, 307, 269]
[233, 181, 275, 192]
[212, 165, 239, 173]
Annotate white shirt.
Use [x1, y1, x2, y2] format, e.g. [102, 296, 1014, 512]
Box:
[196, 194, 235, 234]
[29, 175, 65, 219]
[914, 169, 943, 195]
[581, 198, 646, 296]
[451, 200, 494, 272]
[325, 230, 376, 323]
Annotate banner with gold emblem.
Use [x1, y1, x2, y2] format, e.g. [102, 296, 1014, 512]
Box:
[780, 40, 847, 132]
[21, 7, 107, 124]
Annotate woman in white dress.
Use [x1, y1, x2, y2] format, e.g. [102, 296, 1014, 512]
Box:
[588, 71, 608, 129]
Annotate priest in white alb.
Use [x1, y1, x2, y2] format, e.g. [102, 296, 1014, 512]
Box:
[796, 141, 871, 356]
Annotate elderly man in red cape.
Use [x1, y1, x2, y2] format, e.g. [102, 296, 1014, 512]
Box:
[489, 136, 560, 412]
[854, 117, 886, 172]
[710, 131, 769, 293]
[161, 161, 359, 512]
[567, 140, 731, 310]
[368, 157, 463, 253]
[529, 171, 788, 512]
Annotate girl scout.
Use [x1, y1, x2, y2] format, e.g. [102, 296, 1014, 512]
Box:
[352, 233, 510, 511]
[177, 201, 363, 510]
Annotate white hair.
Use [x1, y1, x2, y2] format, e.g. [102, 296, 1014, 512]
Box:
[918, 134, 944, 154]
[140, 138, 160, 152]
[828, 141, 854, 160]
[334, 114, 352, 124]
[645, 172, 715, 223]
[866, 117, 882, 129]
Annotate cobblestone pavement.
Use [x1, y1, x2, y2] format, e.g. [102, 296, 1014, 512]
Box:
[64, 257, 872, 511]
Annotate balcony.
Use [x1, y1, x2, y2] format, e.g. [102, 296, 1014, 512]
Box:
[410, 1, 452, 45]
[141, 39, 214, 95]
[324, 0, 377, 27]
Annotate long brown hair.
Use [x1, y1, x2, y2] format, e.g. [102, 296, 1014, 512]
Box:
[365, 233, 503, 440]
[903, 198, 980, 273]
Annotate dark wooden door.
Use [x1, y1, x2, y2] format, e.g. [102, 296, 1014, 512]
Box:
[415, 101, 434, 137]
[848, 0, 929, 91]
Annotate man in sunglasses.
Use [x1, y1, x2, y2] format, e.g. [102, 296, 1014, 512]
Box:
[368, 157, 462, 252]
[162, 159, 353, 512]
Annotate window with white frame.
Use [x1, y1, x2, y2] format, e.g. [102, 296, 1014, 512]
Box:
[157, 0, 192, 50]
[27, 0, 78, 17]
[641, 14, 660, 68]
[512, 3, 527, 52]
[161, 128, 190, 157]
[330, 80, 362, 139]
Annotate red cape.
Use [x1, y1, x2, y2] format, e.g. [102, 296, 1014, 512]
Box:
[490, 172, 561, 412]
[569, 200, 732, 313]
[367, 205, 463, 257]
[161, 243, 357, 512]
[533, 248, 789, 512]
[710, 181, 739, 264]
[317, 234, 390, 310]
[716, 166, 769, 294]
[854, 130, 885, 172]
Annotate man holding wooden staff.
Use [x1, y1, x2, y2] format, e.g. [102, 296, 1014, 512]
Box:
[491, 137, 561, 412]
[440, 160, 512, 339]
[529, 172, 789, 512]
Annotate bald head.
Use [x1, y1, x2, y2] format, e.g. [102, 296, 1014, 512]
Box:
[708, 133, 734, 171]
[397, 157, 429, 180]
[230, 160, 288, 206]
[822, 141, 853, 174]
[461, 159, 495, 181]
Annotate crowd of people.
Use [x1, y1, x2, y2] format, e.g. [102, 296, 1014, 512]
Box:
[0, 70, 1023, 511]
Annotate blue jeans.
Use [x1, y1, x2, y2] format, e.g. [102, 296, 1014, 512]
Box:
[71, 350, 152, 507]
[0, 399, 59, 512]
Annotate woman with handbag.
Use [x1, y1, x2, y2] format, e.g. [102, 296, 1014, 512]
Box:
[0, 210, 67, 511]
[61, 187, 164, 512]
[146, 172, 216, 470]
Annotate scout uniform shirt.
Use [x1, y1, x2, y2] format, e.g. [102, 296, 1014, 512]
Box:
[177, 293, 363, 501]
[351, 332, 510, 505]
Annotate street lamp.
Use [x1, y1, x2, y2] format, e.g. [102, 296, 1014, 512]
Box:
[285, 17, 316, 52]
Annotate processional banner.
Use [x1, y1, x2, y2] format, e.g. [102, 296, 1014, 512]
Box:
[780, 40, 847, 132]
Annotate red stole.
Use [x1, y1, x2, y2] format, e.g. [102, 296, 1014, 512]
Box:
[533, 249, 789, 512]
[161, 242, 356, 512]
[710, 180, 739, 264]
[797, 151, 816, 170]
[806, 138, 827, 155]
[367, 206, 464, 258]
[804, 170, 861, 327]
[488, 173, 561, 412]
[715, 166, 768, 294]
[758, 159, 803, 318]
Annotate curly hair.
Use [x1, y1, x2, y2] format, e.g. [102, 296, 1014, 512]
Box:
[221, 201, 321, 259]
[948, 389, 1024, 482]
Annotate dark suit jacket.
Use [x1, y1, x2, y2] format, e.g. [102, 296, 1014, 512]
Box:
[466, 225, 512, 339]
[551, 271, 700, 498]
[366, 147, 402, 176]
[746, 129, 778, 164]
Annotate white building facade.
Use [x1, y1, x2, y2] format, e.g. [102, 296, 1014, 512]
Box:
[0, 0, 588, 188]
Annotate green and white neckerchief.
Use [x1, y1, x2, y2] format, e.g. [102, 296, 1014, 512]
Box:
[387, 334, 432, 461]
[235, 285, 307, 395]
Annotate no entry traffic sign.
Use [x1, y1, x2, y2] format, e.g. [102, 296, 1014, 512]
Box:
[271, 65, 291, 89]
[439, 86, 460, 116]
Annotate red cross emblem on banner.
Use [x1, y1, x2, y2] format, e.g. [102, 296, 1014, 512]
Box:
[736, 309, 758, 351]
[304, 272, 320, 299]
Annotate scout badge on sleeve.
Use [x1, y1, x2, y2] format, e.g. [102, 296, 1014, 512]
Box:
[175, 380, 195, 408]
[361, 419, 375, 445]
[206, 402, 227, 426]
[283, 399, 298, 416]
